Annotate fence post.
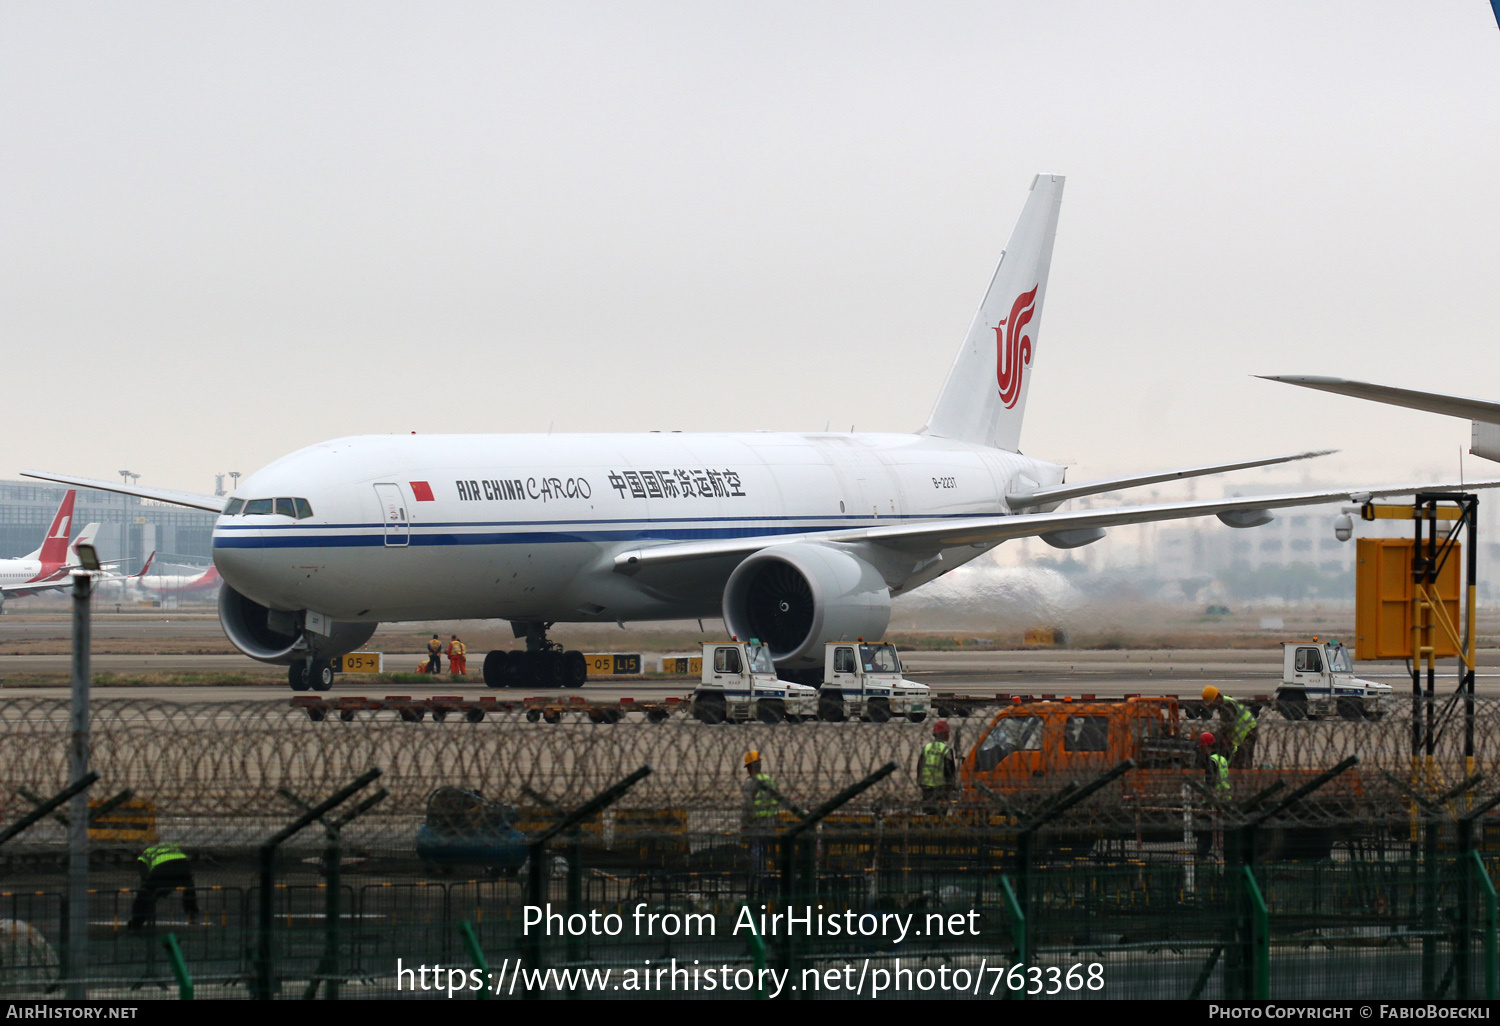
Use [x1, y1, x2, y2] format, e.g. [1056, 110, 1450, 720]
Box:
[774, 761, 898, 990]
[1423, 814, 1439, 999]
[255, 768, 383, 1000]
[522, 765, 653, 998]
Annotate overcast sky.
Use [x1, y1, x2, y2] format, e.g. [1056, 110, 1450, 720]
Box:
[5, 2, 1500, 496]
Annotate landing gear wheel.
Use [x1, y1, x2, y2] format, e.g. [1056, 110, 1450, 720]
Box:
[562, 650, 587, 688]
[865, 698, 892, 723]
[757, 699, 786, 725]
[309, 659, 334, 692]
[693, 693, 727, 725]
[288, 660, 311, 692]
[483, 650, 509, 688]
[542, 651, 566, 688]
[513, 651, 540, 688]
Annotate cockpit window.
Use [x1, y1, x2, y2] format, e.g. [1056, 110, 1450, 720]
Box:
[238, 497, 313, 519]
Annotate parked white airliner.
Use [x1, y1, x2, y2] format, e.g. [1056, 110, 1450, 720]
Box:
[134, 556, 222, 597]
[0, 492, 112, 610]
[26, 174, 1499, 689]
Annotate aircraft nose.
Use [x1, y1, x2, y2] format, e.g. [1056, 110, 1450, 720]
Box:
[212, 528, 276, 600]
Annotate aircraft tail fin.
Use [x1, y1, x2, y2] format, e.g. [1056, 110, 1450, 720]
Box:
[134, 550, 156, 579]
[923, 173, 1065, 451]
[68, 523, 101, 566]
[24, 490, 77, 566]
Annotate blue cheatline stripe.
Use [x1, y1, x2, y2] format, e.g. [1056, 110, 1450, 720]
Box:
[212, 524, 835, 550]
[211, 511, 987, 532]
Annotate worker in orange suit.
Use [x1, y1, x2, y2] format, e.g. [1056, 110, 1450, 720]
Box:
[448, 635, 467, 676]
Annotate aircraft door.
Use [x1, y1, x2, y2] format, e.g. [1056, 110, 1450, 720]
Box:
[374, 483, 410, 547]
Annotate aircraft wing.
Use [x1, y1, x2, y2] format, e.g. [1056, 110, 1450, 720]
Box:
[0, 579, 78, 596]
[613, 479, 1500, 572]
[0, 571, 128, 596]
[20, 471, 225, 513]
[1260, 376, 1500, 424]
[1005, 448, 1335, 508]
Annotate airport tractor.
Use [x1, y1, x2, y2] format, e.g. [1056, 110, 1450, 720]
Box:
[814, 641, 929, 723]
[1274, 639, 1391, 721]
[690, 640, 819, 724]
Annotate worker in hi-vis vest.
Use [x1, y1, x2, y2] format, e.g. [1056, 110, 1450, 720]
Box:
[127, 841, 199, 931]
[916, 719, 958, 813]
[1202, 685, 1259, 769]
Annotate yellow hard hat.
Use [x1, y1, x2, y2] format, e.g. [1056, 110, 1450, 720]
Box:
[1202, 685, 1220, 702]
[744, 750, 760, 766]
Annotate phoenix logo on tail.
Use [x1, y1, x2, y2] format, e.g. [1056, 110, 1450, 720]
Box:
[995, 286, 1038, 409]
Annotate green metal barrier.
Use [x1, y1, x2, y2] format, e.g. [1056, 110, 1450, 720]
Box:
[740, 905, 766, 1000]
[1242, 867, 1269, 1000]
[1000, 874, 1026, 1001]
[161, 932, 192, 1000]
[460, 920, 489, 1001]
[1474, 850, 1498, 1001]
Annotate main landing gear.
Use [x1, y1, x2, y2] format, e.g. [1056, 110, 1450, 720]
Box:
[482, 621, 587, 690]
[288, 657, 334, 692]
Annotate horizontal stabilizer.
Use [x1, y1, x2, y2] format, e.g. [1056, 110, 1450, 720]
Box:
[1006, 449, 1335, 508]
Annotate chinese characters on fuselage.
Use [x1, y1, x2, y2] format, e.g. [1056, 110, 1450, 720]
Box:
[607, 469, 746, 500]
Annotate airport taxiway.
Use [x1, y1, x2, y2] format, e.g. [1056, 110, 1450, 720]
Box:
[0, 647, 1489, 703]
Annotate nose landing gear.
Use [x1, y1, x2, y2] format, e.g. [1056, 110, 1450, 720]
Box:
[482, 621, 588, 689]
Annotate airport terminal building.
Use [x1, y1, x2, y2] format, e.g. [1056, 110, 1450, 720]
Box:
[0, 479, 216, 569]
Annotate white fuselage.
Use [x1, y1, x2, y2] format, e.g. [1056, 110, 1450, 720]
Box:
[213, 431, 1063, 624]
[135, 567, 220, 595]
[0, 557, 52, 591]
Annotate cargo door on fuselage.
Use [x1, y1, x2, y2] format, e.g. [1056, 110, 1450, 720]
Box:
[811, 436, 899, 522]
[374, 483, 410, 547]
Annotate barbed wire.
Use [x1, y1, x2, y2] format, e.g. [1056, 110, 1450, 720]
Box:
[3, 698, 1499, 838]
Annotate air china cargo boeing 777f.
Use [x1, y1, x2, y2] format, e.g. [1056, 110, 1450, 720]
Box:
[26, 174, 1498, 690]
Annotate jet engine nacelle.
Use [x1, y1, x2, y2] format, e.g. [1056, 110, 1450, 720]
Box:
[722, 542, 891, 669]
[218, 584, 376, 664]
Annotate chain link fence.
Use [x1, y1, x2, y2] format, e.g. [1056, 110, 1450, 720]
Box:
[2, 696, 1498, 999]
